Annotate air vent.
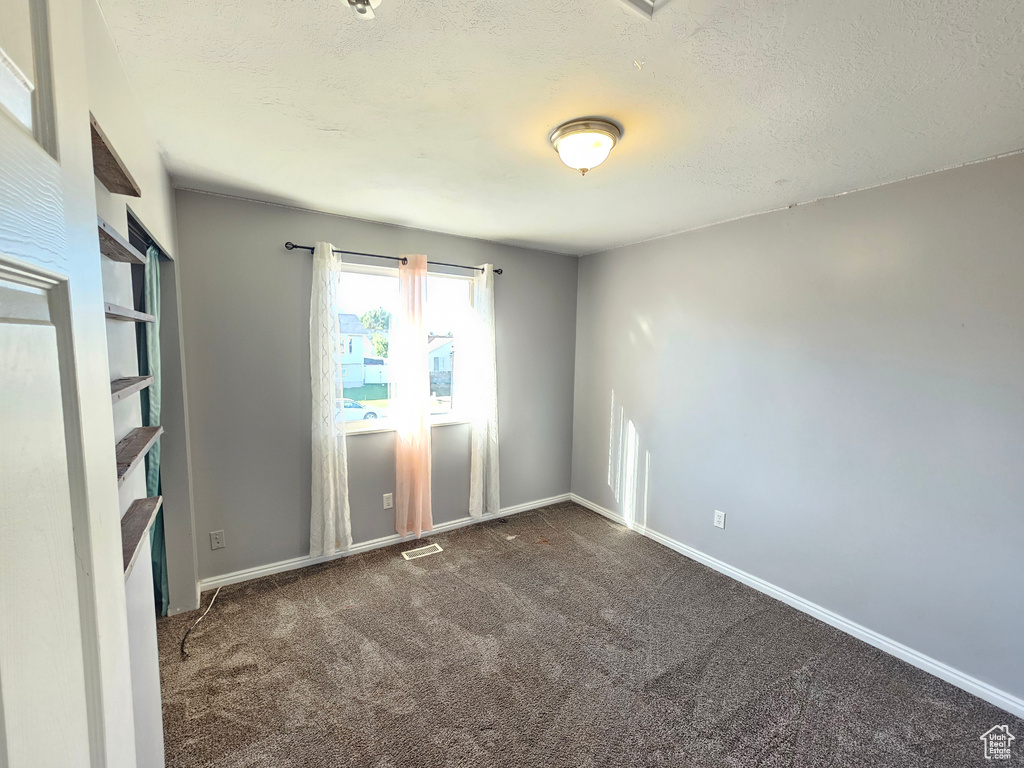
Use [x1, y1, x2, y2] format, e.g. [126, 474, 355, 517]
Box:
[401, 542, 443, 560]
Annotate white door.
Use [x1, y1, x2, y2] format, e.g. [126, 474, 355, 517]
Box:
[0, 282, 92, 766]
[1, 0, 138, 764]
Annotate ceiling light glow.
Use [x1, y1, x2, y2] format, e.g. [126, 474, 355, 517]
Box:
[549, 119, 622, 176]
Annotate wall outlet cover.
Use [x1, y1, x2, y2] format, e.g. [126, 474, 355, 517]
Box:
[714, 510, 726, 529]
[210, 530, 226, 550]
[383, 492, 394, 510]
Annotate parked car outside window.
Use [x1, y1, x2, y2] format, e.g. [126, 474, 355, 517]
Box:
[336, 398, 383, 421]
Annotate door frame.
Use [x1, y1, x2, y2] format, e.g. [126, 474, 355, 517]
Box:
[1, 0, 143, 756]
[0, 254, 112, 763]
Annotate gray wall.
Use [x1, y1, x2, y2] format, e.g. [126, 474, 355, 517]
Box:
[174, 190, 578, 580]
[572, 153, 1024, 702]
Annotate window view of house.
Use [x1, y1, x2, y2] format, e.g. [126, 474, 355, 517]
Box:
[334, 270, 395, 424]
[424, 275, 470, 417]
[335, 268, 471, 426]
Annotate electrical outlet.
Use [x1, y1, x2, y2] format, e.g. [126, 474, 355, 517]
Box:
[210, 530, 226, 550]
[714, 510, 726, 529]
[383, 493, 394, 510]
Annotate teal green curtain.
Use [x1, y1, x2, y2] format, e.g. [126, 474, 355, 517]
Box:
[144, 245, 169, 616]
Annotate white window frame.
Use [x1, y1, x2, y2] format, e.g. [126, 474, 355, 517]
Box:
[338, 262, 474, 436]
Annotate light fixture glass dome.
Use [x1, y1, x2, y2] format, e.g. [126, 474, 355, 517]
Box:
[549, 119, 622, 175]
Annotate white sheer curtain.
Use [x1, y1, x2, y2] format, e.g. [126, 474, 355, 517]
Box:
[466, 264, 499, 518]
[309, 241, 352, 557]
[393, 254, 433, 537]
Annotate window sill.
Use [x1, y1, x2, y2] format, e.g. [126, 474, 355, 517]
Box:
[344, 417, 471, 437]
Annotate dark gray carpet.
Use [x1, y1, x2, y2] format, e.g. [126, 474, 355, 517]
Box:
[157, 502, 1022, 767]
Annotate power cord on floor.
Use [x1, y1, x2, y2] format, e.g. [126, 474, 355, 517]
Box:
[180, 586, 222, 659]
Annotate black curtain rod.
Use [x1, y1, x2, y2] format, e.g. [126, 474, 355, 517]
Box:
[284, 242, 502, 275]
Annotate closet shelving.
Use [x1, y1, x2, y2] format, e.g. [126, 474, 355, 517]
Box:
[111, 375, 154, 403]
[121, 497, 163, 579]
[98, 216, 147, 265]
[94, 122, 162, 576]
[104, 302, 155, 323]
[115, 426, 163, 487]
[90, 113, 141, 197]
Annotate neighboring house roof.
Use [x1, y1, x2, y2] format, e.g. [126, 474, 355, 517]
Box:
[364, 357, 385, 366]
[428, 337, 453, 354]
[337, 313, 371, 335]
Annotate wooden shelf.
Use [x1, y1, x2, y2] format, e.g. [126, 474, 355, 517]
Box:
[98, 217, 146, 265]
[105, 302, 154, 323]
[111, 375, 154, 403]
[121, 496, 162, 579]
[115, 426, 163, 486]
[90, 113, 141, 197]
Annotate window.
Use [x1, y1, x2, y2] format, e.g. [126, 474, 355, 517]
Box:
[424, 279, 469, 418]
[334, 265, 472, 430]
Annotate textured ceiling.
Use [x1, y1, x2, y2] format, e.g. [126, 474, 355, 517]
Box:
[98, 0, 1024, 255]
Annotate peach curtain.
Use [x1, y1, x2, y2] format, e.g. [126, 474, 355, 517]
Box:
[393, 254, 433, 537]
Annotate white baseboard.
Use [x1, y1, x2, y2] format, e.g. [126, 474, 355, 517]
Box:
[568, 494, 1024, 719]
[198, 493, 571, 592]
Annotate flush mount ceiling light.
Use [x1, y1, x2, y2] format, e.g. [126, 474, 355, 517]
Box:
[549, 119, 622, 176]
[347, 0, 381, 19]
[617, 0, 659, 20]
